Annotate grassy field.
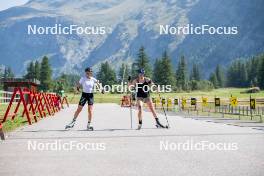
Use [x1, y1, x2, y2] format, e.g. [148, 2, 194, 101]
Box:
[0, 104, 29, 132]
[154, 88, 264, 100]
[66, 88, 264, 104]
[0, 103, 46, 132]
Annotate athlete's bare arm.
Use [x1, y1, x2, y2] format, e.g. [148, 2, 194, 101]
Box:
[144, 77, 153, 85]
[76, 82, 81, 92]
[95, 80, 104, 93]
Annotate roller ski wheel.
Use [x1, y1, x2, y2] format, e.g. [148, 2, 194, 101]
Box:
[87, 126, 94, 131]
[87, 123, 94, 131]
[137, 124, 142, 130]
[65, 121, 75, 130]
[65, 124, 74, 130]
[155, 123, 168, 129]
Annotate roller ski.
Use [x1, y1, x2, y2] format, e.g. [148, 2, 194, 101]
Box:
[136, 120, 142, 130]
[87, 123, 94, 131]
[137, 123, 142, 130]
[65, 119, 76, 130]
[155, 118, 168, 129]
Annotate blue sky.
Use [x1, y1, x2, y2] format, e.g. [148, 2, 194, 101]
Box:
[0, 0, 29, 11]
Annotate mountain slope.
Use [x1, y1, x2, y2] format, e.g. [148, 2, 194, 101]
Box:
[0, 0, 263, 76]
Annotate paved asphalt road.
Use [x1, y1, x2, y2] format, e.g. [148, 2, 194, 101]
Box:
[0, 104, 263, 176]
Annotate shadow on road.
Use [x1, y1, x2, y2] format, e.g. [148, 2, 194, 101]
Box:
[16, 127, 158, 133]
[7, 132, 264, 140]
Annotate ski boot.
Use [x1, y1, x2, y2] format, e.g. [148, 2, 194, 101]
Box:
[155, 118, 168, 129]
[137, 123, 142, 130]
[65, 119, 76, 130]
[87, 123, 94, 131]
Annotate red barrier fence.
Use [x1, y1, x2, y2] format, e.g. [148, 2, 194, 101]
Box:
[0, 123, 4, 140]
[2, 87, 68, 125]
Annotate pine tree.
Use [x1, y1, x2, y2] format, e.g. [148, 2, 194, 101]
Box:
[131, 63, 138, 79]
[209, 72, 218, 88]
[40, 56, 52, 91]
[25, 61, 35, 80]
[257, 55, 264, 89]
[153, 58, 163, 84]
[176, 55, 188, 90]
[55, 73, 80, 92]
[226, 59, 249, 87]
[34, 60, 41, 80]
[190, 63, 201, 81]
[159, 51, 175, 86]
[215, 64, 225, 87]
[247, 57, 257, 86]
[4, 67, 14, 79]
[227, 60, 238, 87]
[240, 63, 248, 87]
[97, 62, 117, 86]
[118, 63, 130, 83]
[133, 46, 152, 78]
[3, 68, 8, 79]
[0, 67, 3, 78]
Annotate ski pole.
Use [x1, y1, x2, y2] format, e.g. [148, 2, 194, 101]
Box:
[158, 92, 170, 128]
[129, 94, 133, 129]
[128, 75, 133, 129]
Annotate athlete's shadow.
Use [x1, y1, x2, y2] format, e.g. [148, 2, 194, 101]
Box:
[77, 127, 158, 132]
[19, 129, 71, 132]
[19, 127, 159, 133]
[77, 128, 133, 132]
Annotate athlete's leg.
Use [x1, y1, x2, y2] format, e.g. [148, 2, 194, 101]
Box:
[136, 99, 143, 129]
[137, 100, 143, 122]
[88, 105, 93, 122]
[74, 105, 84, 119]
[87, 93, 94, 130]
[65, 94, 86, 129]
[146, 100, 158, 118]
[146, 99, 166, 128]
[74, 92, 87, 119]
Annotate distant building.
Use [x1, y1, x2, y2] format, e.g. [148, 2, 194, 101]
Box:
[0, 78, 40, 92]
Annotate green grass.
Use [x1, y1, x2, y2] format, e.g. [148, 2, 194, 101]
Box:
[0, 104, 42, 132]
[66, 92, 123, 104]
[156, 88, 264, 99]
[2, 116, 28, 132]
[66, 88, 264, 104]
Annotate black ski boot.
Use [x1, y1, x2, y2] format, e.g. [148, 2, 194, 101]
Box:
[137, 123, 142, 130]
[155, 118, 168, 129]
[137, 120, 142, 130]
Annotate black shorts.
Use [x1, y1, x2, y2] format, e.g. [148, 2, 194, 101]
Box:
[79, 92, 94, 106]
